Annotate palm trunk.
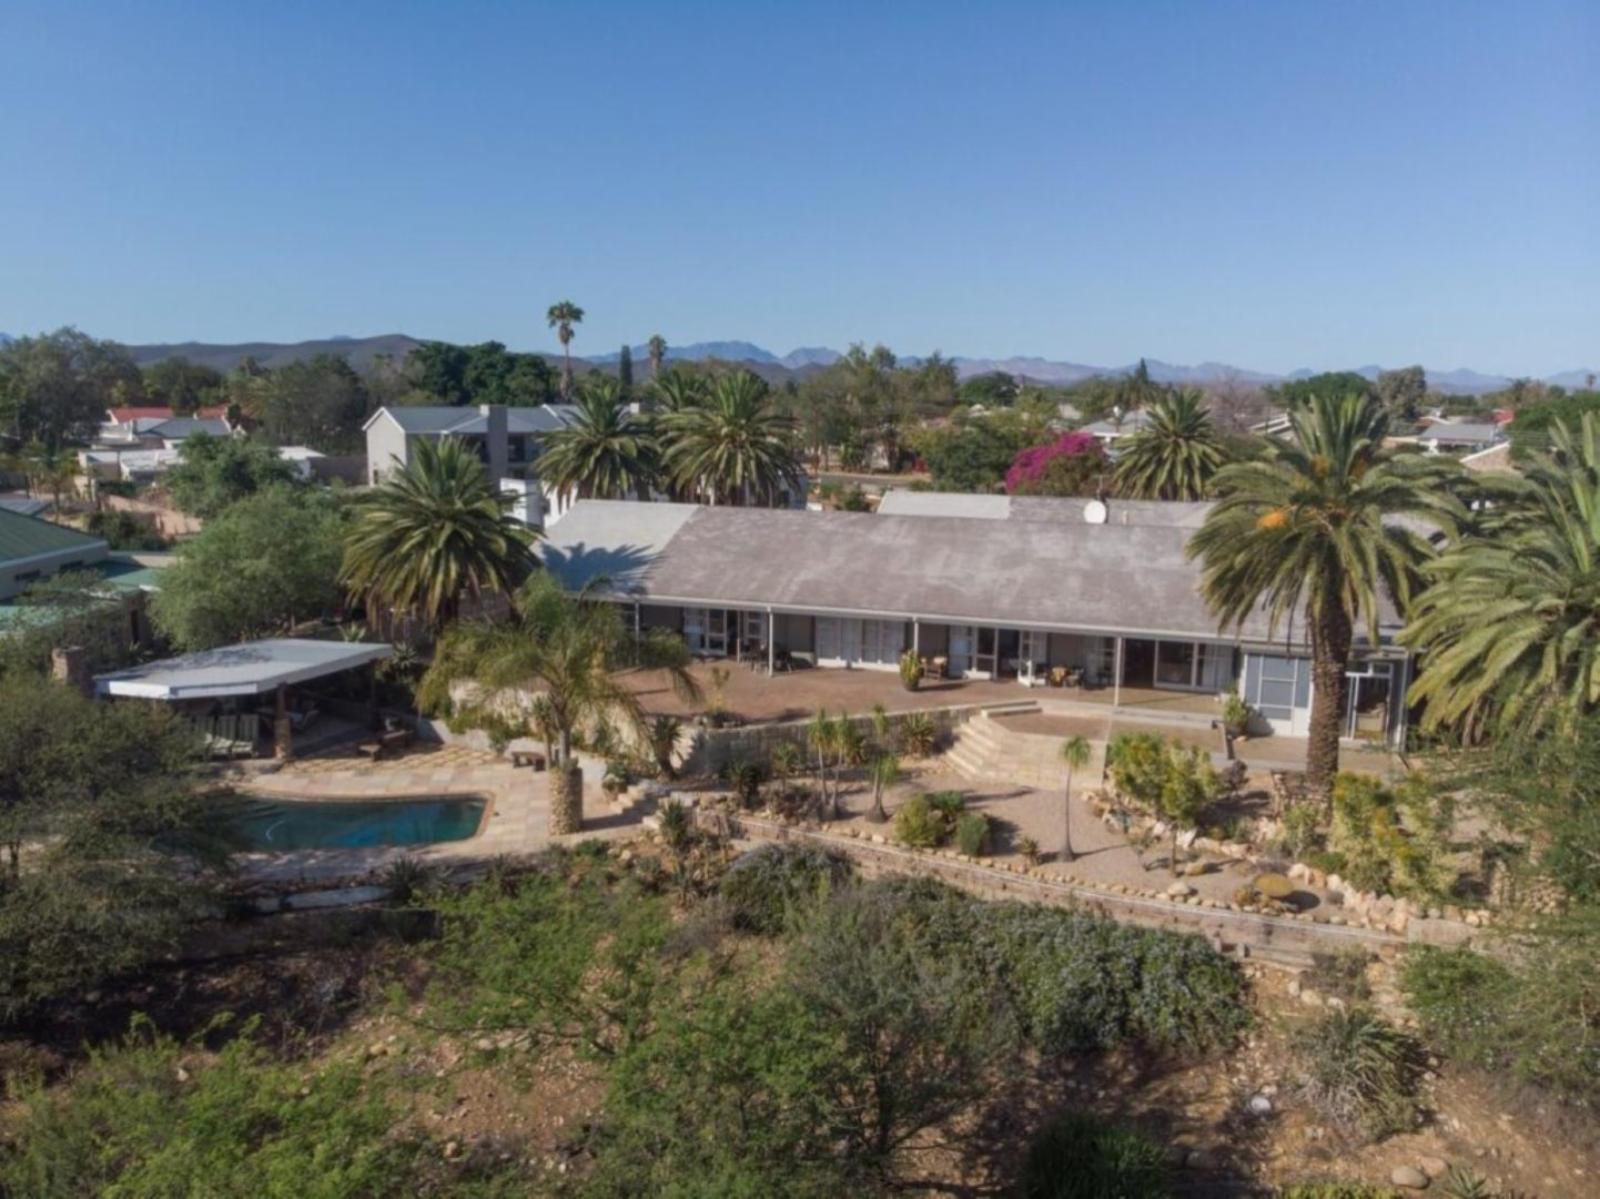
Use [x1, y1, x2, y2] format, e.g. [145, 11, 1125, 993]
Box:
[1062, 767, 1075, 863]
[1306, 603, 1353, 798]
[549, 726, 582, 835]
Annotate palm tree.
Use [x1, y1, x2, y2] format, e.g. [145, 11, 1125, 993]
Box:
[537, 376, 657, 502]
[647, 334, 667, 380]
[1113, 387, 1225, 500]
[1186, 393, 1462, 792]
[340, 437, 535, 637]
[662, 371, 802, 506]
[1059, 735, 1091, 862]
[417, 574, 701, 835]
[1404, 414, 1600, 741]
[546, 300, 585, 399]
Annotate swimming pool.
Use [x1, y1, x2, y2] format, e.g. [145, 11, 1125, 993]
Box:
[223, 794, 488, 851]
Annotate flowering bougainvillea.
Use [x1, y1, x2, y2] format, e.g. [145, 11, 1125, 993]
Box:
[1004, 431, 1108, 495]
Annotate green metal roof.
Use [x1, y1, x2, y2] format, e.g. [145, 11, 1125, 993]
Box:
[0, 508, 105, 564]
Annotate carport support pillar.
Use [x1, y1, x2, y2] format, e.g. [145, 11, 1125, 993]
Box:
[1112, 636, 1124, 710]
[367, 662, 381, 730]
[912, 617, 920, 656]
[767, 610, 776, 678]
[273, 683, 294, 762]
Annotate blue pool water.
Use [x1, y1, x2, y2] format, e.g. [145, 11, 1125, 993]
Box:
[223, 795, 487, 851]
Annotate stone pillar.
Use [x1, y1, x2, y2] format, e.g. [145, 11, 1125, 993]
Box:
[273, 683, 294, 761]
[548, 764, 583, 836]
[51, 645, 92, 696]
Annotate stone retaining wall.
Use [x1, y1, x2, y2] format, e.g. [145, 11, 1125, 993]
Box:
[712, 811, 1479, 968]
[681, 704, 973, 777]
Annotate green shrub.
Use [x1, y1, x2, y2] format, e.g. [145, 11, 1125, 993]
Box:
[1329, 774, 1442, 898]
[893, 791, 966, 848]
[719, 843, 854, 935]
[1305, 850, 1347, 875]
[1289, 1006, 1423, 1141]
[943, 895, 1248, 1055]
[1013, 1112, 1170, 1198]
[1278, 1186, 1402, 1199]
[955, 811, 990, 856]
[893, 794, 944, 848]
[1284, 804, 1323, 859]
[0, 1019, 510, 1197]
[897, 712, 938, 756]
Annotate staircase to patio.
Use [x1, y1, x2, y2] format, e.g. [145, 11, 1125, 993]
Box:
[944, 704, 1105, 791]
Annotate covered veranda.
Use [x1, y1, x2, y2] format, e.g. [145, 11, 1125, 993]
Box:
[94, 638, 393, 760]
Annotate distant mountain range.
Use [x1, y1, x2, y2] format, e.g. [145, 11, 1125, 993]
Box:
[589, 341, 1592, 395]
[3, 330, 1592, 395]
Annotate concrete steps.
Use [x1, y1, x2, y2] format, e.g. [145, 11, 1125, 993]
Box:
[944, 706, 1104, 791]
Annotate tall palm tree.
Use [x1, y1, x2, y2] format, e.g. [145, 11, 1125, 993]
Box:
[340, 437, 535, 637]
[1187, 393, 1463, 791]
[546, 300, 585, 399]
[1113, 387, 1225, 500]
[648, 370, 705, 415]
[647, 334, 667, 380]
[1059, 735, 1091, 862]
[1404, 414, 1600, 741]
[418, 574, 701, 835]
[537, 376, 657, 502]
[662, 371, 803, 507]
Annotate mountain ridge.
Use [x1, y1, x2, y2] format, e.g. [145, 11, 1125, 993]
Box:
[3, 331, 1591, 395]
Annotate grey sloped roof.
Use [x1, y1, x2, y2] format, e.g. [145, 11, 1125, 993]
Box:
[1419, 422, 1503, 446]
[876, 491, 1010, 520]
[150, 417, 230, 440]
[369, 405, 576, 436]
[538, 500, 1362, 644]
[875, 491, 1213, 529]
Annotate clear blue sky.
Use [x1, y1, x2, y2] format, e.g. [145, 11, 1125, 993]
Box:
[2, 1, 1594, 375]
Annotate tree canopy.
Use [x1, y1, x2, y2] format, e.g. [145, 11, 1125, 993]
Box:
[0, 328, 143, 450]
[163, 433, 300, 519]
[0, 671, 222, 1018]
[151, 487, 345, 650]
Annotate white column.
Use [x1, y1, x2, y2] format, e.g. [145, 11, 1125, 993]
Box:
[767, 608, 776, 677]
[633, 602, 641, 635]
[1112, 635, 1124, 708]
[912, 617, 920, 655]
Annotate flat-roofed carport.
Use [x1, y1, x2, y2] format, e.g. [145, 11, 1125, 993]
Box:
[95, 638, 393, 759]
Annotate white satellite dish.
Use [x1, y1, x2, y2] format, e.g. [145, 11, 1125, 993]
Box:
[1083, 499, 1108, 525]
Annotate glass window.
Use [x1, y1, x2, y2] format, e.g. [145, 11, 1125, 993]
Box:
[1156, 641, 1197, 686]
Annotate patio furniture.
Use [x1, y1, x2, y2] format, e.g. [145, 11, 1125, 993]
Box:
[358, 726, 413, 762]
[510, 749, 547, 770]
[926, 655, 948, 680]
[201, 713, 256, 759]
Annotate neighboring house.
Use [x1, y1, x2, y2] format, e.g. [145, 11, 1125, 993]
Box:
[0, 507, 109, 600]
[79, 448, 183, 484]
[100, 406, 233, 447]
[1079, 408, 1154, 449]
[363, 403, 579, 526]
[539, 496, 1412, 747]
[1408, 421, 1505, 455]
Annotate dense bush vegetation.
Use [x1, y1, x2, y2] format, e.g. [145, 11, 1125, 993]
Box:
[1014, 1112, 1169, 1198]
[0, 1020, 526, 1197]
[1403, 923, 1600, 1107]
[892, 789, 968, 848]
[719, 842, 854, 934]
